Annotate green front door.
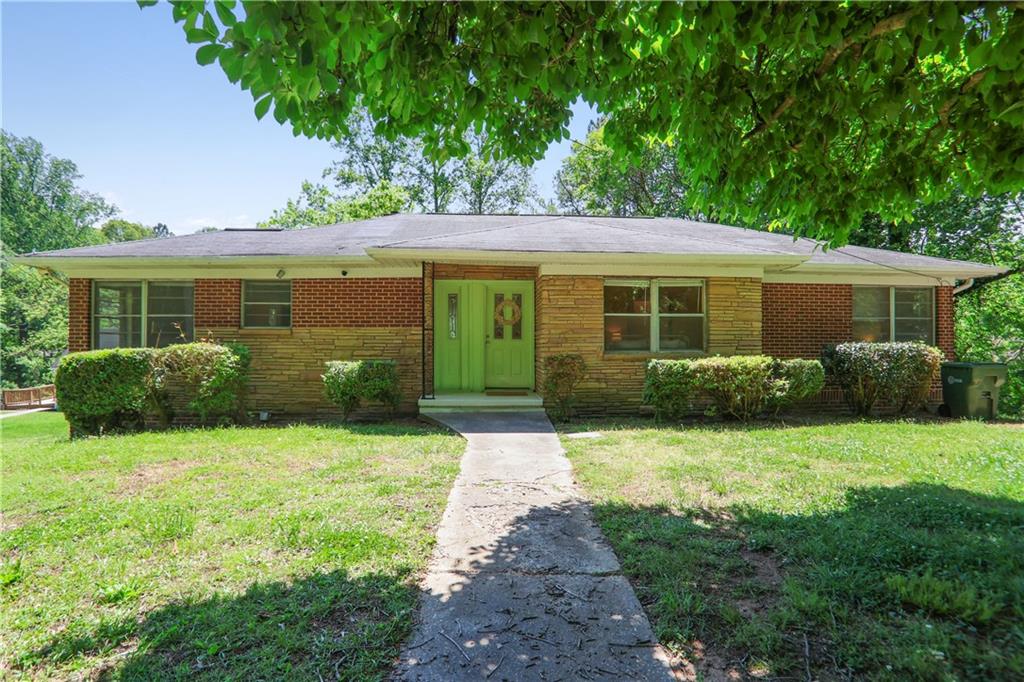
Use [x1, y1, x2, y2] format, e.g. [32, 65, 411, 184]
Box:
[484, 282, 535, 388]
[433, 279, 534, 392]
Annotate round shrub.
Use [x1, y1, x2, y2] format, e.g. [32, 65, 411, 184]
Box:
[323, 360, 400, 421]
[822, 342, 944, 415]
[150, 342, 251, 425]
[643, 359, 697, 421]
[542, 354, 587, 421]
[55, 348, 154, 437]
[767, 358, 826, 414]
[692, 355, 783, 421]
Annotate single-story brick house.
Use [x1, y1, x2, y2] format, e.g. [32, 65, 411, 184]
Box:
[17, 214, 1005, 417]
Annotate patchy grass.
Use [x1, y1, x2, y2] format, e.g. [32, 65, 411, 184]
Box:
[1, 411, 462, 680]
[560, 417, 1024, 680]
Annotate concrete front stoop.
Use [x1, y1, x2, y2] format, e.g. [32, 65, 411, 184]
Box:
[394, 412, 676, 681]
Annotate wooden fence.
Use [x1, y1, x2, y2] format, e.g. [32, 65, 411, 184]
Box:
[1, 384, 56, 410]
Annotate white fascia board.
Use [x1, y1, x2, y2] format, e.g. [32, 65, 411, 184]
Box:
[763, 263, 1007, 286]
[12, 255, 420, 279]
[539, 263, 765, 278]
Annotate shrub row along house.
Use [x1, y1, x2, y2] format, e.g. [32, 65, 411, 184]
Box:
[17, 214, 1004, 418]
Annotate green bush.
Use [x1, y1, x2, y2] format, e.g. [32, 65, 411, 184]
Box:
[645, 356, 825, 421]
[55, 348, 154, 437]
[151, 342, 251, 425]
[767, 358, 826, 414]
[542, 354, 587, 421]
[323, 360, 401, 420]
[643, 359, 697, 421]
[822, 342, 943, 415]
[692, 355, 784, 421]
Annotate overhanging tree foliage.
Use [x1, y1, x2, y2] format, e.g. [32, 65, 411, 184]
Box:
[154, 1, 1024, 243]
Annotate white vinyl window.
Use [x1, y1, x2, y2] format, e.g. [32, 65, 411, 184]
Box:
[242, 280, 292, 328]
[93, 281, 194, 348]
[604, 279, 705, 352]
[853, 287, 934, 344]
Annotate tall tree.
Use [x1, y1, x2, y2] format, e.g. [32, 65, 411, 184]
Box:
[259, 181, 409, 229]
[1, 131, 115, 388]
[160, 1, 1024, 244]
[100, 219, 157, 243]
[1, 131, 113, 254]
[556, 122, 695, 218]
[458, 132, 536, 214]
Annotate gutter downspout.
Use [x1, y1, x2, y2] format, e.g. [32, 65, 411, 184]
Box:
[953, 278, 975, 296]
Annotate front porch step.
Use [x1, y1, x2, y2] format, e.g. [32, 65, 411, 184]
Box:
[418, 392, 545, 414]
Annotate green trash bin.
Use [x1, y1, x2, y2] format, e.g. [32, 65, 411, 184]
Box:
[940, 362, 1008, 419]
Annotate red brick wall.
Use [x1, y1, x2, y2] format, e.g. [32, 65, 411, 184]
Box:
[936, 285, 956, 361]
[195, 279, 241, 329]
[762, 283, 853, 359]
[292, 278, 421, 328]
[68, 278, 91, 352]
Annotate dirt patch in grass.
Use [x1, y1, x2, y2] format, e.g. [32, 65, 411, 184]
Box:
[116, 460, 200, 496]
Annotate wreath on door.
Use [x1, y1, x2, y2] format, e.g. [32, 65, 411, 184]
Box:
[493, 298, 522, 326]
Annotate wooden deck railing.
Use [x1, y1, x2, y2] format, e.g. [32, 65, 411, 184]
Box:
[1, 384, 56, 410]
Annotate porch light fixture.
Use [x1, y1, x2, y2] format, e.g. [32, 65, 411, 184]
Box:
[276, 269, 285, 279]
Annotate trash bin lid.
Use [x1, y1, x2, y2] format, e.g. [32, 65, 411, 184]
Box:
[942, 362, 1007, 368]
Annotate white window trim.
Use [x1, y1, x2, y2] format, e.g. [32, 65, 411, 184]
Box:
[604, 278, 707, 352]
[92, 280, 194, 348]
[241, 280, 293, 329]
[853, 286, 935, 344]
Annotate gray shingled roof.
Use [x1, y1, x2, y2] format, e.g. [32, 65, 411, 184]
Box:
[22, 213, 1003, 275]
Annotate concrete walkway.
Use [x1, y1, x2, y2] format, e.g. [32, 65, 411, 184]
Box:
[395, 412, 675, 681]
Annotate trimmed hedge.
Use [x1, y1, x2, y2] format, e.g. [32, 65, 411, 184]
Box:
[55, 348, 154, 437]
[643, 359, 697, 421]
[323, 360, 401, 420]
[151, 342, 251, 425]
[822, 342, 943, 415]
[542, 353, 587, 421]
[644, 355, 826, 421]
[767, 358, 826, 415]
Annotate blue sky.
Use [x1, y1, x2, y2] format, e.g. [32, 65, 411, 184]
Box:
[2, 1, 597, 234]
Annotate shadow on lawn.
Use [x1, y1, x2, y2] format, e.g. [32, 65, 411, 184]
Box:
[592, 483, 1024, 680]
[31, 568, 417, 681]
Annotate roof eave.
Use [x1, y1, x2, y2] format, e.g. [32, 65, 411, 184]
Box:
[366, 247, 808, 266]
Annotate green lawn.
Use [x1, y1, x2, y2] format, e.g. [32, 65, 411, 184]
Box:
[1, 412, 463, 680]
[560, 418, 1024, 680]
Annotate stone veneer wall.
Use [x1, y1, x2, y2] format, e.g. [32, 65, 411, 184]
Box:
[534, 275, 763, 415]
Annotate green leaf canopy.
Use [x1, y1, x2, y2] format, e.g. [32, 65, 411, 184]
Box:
[163, 1, 1024, 243]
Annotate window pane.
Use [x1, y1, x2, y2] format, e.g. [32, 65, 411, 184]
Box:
[95, 283, 142, 316]
[243, 303, 291, 327]
[604, 285, 650, 314]
[512, 293, 523, 340]
[244, 281, 291, 303]
[894, 288, 932, 318]
[895, 318, 933, 343]
[660, 317, 704, 350]
[605, 315, 650, 351]
[96, 316, 141, 349]
[659, 285, 702, 314]
[148, 283, 194, 316]
[853, 319, 890, 343]
[853, 287, 889, 318]
[147, 316, 194, 347]
[447, 294, 458, 339]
